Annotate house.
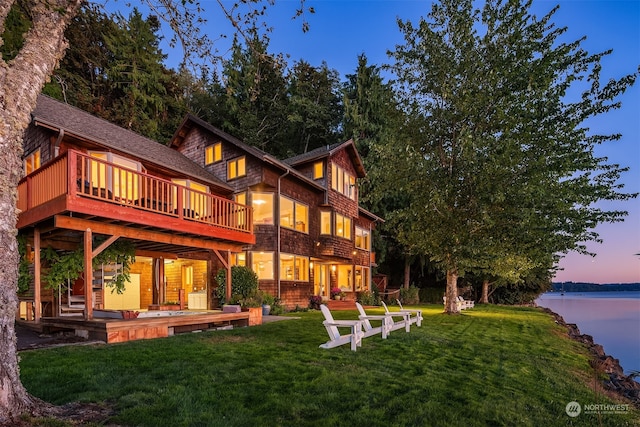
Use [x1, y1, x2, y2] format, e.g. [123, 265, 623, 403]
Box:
[17, 95, 254, 334]
[170, 115, 382, 309]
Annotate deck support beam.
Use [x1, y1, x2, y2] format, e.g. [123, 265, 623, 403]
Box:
[84, 228, 93, 320]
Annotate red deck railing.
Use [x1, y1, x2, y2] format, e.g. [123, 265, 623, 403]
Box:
[18, 150, 252, 234]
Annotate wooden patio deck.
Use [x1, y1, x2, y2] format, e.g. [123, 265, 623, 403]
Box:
[37, 310, 253, 344]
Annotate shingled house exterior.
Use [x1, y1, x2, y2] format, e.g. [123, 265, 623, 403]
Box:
[170, 115, 382, 309]
[17, 95, 254, 334]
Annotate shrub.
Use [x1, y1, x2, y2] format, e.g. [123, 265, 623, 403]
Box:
[357, 290, 377, 306]
[216, 266, 260, 306]
[399, 286, 420, 305]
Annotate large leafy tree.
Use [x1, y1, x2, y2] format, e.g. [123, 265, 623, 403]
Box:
[380, 0, 637, 313]
[0, 0, 310, 422]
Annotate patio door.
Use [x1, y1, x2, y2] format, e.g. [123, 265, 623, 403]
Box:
[313, 263, 330, 299]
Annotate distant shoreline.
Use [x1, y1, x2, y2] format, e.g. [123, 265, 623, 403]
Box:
[551, 282, 640, 292]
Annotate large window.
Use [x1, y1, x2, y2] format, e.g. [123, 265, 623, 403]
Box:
[205, 142, 222, 165]
[331, 163, 356, 200]
[227, 156, 246, 180]
[320, 211, 331, 235]
[280, 196, 308, 233]
[336, 265, 353, 291]
[355, 227, 370, 250]
[172, 179, 209, 217]
[355, 266, 369, 291]
[335, 213, 351, 240]
[89, 152, 141, 202]
[280, 253, 309, 281]
[252, 192, 274, 225]
[24, 149, 41, 174]
[251, 252, 274, 280]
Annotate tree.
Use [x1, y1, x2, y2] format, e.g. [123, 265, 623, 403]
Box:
[223, 34, 290, 156]
[382, 0, 637, 314]
[286, 60, 342, 155]
[0, 0, 311, 422]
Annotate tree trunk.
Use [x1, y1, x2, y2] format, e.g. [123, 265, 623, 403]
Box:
[0, 1, 82, 423]
[480, 279, 490, 304]
[443, 269, 460, 314]
[403, 256, 410, 289]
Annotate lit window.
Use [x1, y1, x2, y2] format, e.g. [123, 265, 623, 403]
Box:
[234, 192, 247, 227]
[320, 211, 331, 235]
[335, 214, 351, 240]
[337, 265, 353, 290]
[330, 162, 356, 200]
[172, 179, 209, 218]
[253, 192, 274, 225]
[251, 251, 274, 280]
[355, 266, 369, 291]
[227, 156, 246, 180]
[279, 196, 308, 233]
[88, 151, 142, 202]
[231, 252, 246, 266]
[205, 142, 222, 165]
[313, 161, 324, 179]
[355, 227, 370, 250]
[280, 253, 309, 281]
[24, 150, 41, 174]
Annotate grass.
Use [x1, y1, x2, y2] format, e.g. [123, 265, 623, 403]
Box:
[19, 305, 639, 426]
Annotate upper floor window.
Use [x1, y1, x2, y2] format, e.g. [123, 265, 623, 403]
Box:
[335, 213, 352, 240]
[331, 163, 356, 200]
[280, 196, 308, 233]
[205, 142, 222, 165]
[227, 156, 246, 180]
[355, 227, 370, 250]
[24, 149, 41, 175]
[320, 211, 331, 235]
[313, 161, 324, 179]
[253, 192, 274, 225]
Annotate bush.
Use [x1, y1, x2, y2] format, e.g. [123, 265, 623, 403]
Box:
[216, 266, 260, 306]
[357, 290, 378, 306]
[399, 286, 420, 305]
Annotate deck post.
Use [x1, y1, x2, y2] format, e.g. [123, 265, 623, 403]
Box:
[84, 228, 93, 320]
[226, 250, 232, 302]
[34, 228, 41, 322]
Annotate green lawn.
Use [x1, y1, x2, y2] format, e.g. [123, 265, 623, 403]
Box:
[19, 305, 639, 426]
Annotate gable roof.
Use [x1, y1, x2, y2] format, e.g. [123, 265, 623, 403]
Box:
[284, 139, 366, 178]
[170, 114, 325, 192]
[31, 95, 231, 193]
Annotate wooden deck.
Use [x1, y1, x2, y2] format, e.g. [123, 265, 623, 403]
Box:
[38, 311, 253, 344]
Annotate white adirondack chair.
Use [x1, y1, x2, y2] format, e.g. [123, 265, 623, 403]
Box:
[379, 301, 411, 332]
[319, 304, 364, 351]
[355, 302, 392, 339]
[457, 296, 475, 309]
[396, 299, 423, 327]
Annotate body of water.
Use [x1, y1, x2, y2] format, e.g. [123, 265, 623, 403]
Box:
[536, 291, 640, 376]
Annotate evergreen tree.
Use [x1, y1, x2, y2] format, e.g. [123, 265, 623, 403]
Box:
[223, 35, 289, 156]
[380, 0, 637, 313]
[286, 60, 342, 155]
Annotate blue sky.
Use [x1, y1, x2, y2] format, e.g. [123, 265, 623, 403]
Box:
[168, 0, 639, 283]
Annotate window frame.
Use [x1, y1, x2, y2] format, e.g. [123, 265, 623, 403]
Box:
[252, 192, 274, 225]
[251, 251, 274, 280]
[227, 156, 246, 180]
[335, 213, 352, 240]
[355, 226, 370, 250]
[279, 195, 309, 234]
[24, 149, 41, 175]
[313, 161, 324, 179]
[205, 142, 222, 165]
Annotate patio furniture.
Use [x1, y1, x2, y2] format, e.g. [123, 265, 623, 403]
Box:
[396, 299, 424, 326]
[355, 302, 393, 339]
[319, 304, 364, 351]
[379, 301, 412, 332]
